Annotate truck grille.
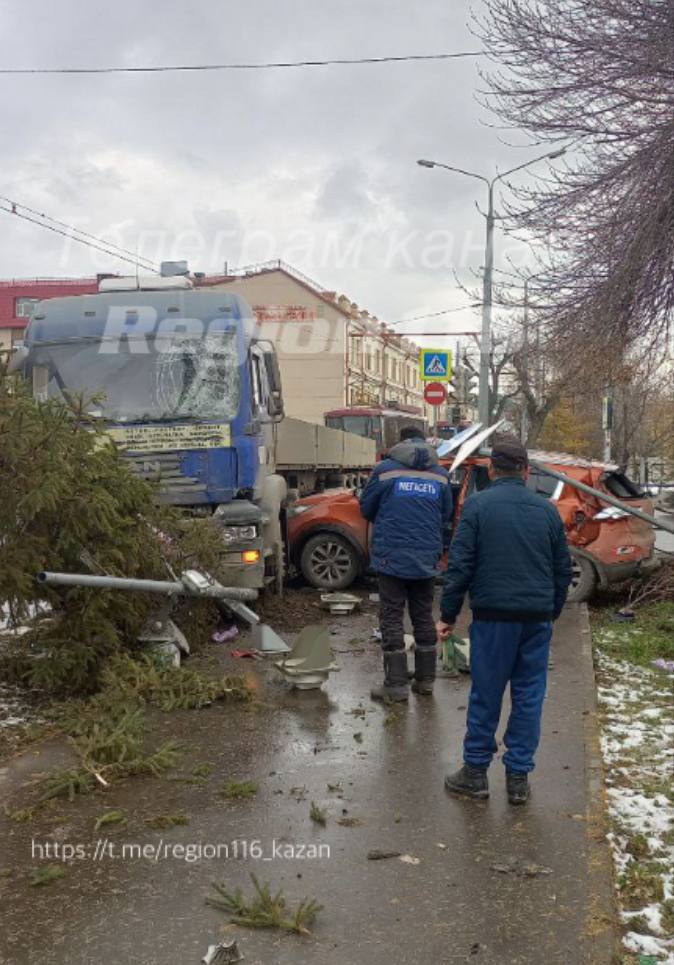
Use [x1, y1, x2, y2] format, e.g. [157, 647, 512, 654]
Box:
[121, 452, 207, 498]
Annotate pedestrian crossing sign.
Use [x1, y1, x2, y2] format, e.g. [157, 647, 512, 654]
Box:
[420, 348, 452, 382]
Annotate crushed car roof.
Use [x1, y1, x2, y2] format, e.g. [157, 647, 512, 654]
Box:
[527, 449, 619, 472]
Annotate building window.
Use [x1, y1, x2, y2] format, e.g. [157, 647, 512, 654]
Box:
[15, 297, 40, 318]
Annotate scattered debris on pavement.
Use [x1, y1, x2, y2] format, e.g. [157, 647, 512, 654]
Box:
[490, 860, 553, 878]
[94, 810, 126, 831]
[367, 849, 402, 861]
[320, 592, 361, 615]
[274, 625, 338, 689]
[398, 854, 421, 865]
[251, 623, 291, 655]
[212, 626, 240, 644]
[219, 781, 258, 801]
[202, 940, 244, 964]
[309, 801, 327, 825]
[29, 865, 66, 887]
[206, 874, 323, 935]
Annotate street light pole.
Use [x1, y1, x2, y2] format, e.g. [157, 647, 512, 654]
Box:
[480, 180, 495, 427]
[520, 278, 530, 442]
[417, 147, 566, 427]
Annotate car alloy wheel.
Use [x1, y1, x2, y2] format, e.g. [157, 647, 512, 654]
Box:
[310, 541, 352, 584]
[300, 533, 360, 590]
[570, 555, 583, 590]
[567, 551, 597, 603]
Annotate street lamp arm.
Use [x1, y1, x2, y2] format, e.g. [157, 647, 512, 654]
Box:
[492, 147, 567, 187]
[432, 163, 490, 186]
[416, 159, 489, 186]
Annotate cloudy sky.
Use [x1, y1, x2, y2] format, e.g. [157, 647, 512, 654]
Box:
[0, 0, 545, 344]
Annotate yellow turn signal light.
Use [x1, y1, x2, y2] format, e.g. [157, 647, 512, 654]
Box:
[242, 549, 261, 564]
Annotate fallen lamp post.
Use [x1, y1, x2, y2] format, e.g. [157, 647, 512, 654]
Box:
[37, 569, 260, 664]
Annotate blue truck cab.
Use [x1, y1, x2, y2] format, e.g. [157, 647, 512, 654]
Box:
[12, 275, 286, 588]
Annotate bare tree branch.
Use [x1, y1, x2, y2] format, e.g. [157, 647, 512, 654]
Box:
[476, 0, 674, 351]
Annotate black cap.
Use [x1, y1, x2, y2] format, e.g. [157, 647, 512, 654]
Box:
[400, 426, 425, 441]
[490, 435, 529, 471]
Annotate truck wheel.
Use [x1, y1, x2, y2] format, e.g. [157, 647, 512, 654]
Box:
[567, 552, 597, 603]
[300, 533, 360, 590]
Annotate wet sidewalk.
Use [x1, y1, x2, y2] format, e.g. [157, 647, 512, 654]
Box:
[0, 600, 615, 965]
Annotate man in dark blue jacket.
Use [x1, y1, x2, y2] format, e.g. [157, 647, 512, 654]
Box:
[360, 427, 452, 702]
[437, 436, 572, 804]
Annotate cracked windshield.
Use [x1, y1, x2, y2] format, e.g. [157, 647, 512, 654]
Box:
[34, 332, 240, 422]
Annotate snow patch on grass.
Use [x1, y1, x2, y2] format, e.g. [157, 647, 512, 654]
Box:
[0, 605, 42, 730]
[594, 634, 674, 964]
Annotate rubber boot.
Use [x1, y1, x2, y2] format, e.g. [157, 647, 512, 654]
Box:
[444, 764, 489, 799]
[411, 646, 437, 695]
[370, 650, 409, 702]
[506, 771, 530, 805]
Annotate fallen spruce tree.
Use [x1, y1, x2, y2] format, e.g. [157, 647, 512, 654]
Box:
[0, 376, 232, 696]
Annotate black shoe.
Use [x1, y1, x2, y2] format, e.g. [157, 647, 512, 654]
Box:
[444, 764, 489, 799]
[371, 650, 409, 702]
[412, 646, 436, 695]
[411, 679, 434, 695]
[506, 771, 530, 805]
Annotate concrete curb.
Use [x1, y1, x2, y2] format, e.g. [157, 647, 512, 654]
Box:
[577, 602, 620, 963]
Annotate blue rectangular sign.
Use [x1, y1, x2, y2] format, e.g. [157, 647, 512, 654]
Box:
[420, 348, 452, 382]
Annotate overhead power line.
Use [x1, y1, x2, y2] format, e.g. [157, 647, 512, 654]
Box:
[388, 304, 481, 324]
[0, 198, 158, 272]
[0, 195, 157, 270]
[0, 51, 484, 76]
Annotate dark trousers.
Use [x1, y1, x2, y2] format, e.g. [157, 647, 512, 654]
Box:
[464, 620, 553, 774]
[378, 574, 436, 653]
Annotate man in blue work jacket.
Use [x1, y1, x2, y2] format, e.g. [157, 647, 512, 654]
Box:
[436, 436, 572, 804]
[360, 427, 452, 702]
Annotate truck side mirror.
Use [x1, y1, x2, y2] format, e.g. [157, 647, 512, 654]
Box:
[261, 348, 284, 422]
[7, 344, 29, 374]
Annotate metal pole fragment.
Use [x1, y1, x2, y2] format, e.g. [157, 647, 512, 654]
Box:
[37, 571, 259, 601]
[37, 572, 184, 594]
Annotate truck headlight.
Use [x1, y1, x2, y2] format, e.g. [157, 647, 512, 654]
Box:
[221, 525, 258, 543]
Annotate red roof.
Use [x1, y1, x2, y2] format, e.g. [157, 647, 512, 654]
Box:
[0, 277, 99, 330]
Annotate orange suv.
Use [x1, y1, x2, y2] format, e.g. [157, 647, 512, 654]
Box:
[287, 444, 656, 603]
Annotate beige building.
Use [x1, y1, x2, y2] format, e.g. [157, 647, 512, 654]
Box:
[197, 261, 433, 425]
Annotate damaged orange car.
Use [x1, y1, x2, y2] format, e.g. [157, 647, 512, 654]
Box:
[286, 432, 657, 603]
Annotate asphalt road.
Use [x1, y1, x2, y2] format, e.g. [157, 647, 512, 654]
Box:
[0, 599, 615, 965]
